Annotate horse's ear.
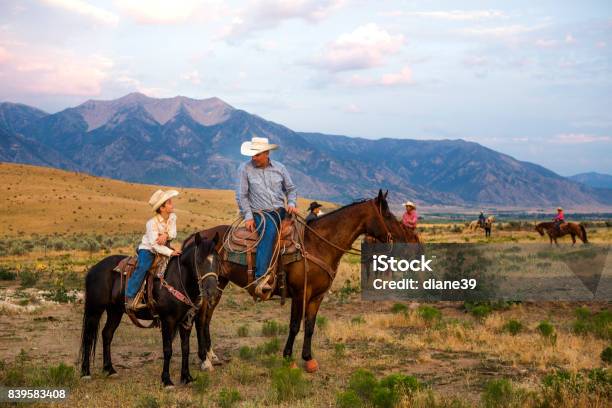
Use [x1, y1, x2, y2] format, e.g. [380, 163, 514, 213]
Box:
[212, 231, 220, 246]
[384, 190, 388, 199]
[194, 232, 202, 246]
[377, 189, 384, 201]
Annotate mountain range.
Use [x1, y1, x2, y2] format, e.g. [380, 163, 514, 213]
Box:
[569, 172, 612, 190]
[1, 92, 611, 209]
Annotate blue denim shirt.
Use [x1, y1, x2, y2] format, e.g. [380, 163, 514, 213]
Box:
[236, 159, 298, 221]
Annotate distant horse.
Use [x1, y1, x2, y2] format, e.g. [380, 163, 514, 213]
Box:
[535, 221, 588, 246]
[188, 190, 419, 373]
[467, 216, 495, 236]
[79, 233, 219, 387]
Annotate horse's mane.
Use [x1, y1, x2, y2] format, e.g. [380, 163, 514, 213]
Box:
[308, 198, 370, 224]
[181, 232, 199, 250]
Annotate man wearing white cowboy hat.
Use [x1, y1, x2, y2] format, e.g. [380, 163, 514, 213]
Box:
[125, 189, 182, 310]
[236, 136, 298, 297]
[402, 201, 418, 230]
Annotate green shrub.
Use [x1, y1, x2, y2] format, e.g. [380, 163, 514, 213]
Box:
[537, 320, 555, 338]
[538, 369, 612, 404]
[10, 243, 27, 256]
[390, 303, 408, 314]
[371, 386, 397, 408]
[316, 315, 328, 329]
[271, 365, 310, 402]
[481, 379, 526, 408]
[572, 308, 612, 340]
[46, 363, 75, 386]
[344, 370, 421, 408]
[217, 388, 241, 408]
[237, 325, 249, 337]
[44, 285, 76, 303]
[469, 305, 492, 318]
[503, 320, 523, 336]
[351, 315, 365, 325]
[601, 347, 612, 364]
[334, 343, 346, 358]
[349, 369, 378, 400]
[192, 372, 211, 394]
[135, 395, 160, 408]
[238, 346, 255, 360]
[261, 338, 280, 355]
[19, 269, 39, 288]
[417, 305, 442, 322]
[379, 373, 420, 395]
[262, 320, 287, 336]
[0, 266, 16, 280]
[336, 390, 362, 408]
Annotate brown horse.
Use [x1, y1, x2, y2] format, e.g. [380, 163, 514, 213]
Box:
[188, 190, 419, 372]
[535, 221, 588, 246]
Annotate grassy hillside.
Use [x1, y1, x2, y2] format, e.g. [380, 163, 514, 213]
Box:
[0, 162, 334, 236]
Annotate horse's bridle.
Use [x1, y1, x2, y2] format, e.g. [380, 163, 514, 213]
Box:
[371, 199, 394, 246]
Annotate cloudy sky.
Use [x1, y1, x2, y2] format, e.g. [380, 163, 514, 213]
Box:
[0, 0, 611, 175]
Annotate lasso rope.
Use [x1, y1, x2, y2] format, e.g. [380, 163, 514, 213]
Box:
[222, 209, 284, 290]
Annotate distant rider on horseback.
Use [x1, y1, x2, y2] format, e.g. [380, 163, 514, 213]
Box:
[553, 207, 565, 234]
[478, 211, 486, 228]
[402, 201, 418, 230]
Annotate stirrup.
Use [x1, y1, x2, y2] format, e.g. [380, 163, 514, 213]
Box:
[254, 275, 275, 301]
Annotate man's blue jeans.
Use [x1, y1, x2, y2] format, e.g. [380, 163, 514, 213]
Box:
[126, 249, 155, 298]
[253, 208, 286, 279]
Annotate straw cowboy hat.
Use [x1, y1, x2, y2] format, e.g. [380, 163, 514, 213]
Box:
[240, 137, 278, 156]
[149, 189, 179, 212]
[557, 207, 563, 211]
[403, 201, 416, 209]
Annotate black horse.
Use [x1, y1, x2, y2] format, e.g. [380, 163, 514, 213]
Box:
[79, 232, 219, 387]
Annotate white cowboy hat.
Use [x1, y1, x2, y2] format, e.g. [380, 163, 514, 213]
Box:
[149, 189, 179, 212]
[403, 201, 416, 209]
[240, 137, 278, 156]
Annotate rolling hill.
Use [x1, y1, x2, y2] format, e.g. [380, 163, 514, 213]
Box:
[0, 162, 332, 236]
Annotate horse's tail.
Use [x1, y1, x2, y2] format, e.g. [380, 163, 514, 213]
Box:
[580, 224, 588, 243]
[78, 255, 121, 376]
[78, 279, 102, 375]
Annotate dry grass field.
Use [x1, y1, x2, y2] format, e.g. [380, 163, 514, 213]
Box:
[0, 163, 610, 407]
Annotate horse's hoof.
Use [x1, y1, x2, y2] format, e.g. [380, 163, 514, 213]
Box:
[200, 359, 214, 371]
[289, 361, 298, 369]
[304, 359, 319, 373]
[208, 350, 222, 365]
[81, 375, 92, 381]
[164, 384, 175, 390]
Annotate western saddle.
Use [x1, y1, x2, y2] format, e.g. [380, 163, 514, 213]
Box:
[223, 217, 304, 301]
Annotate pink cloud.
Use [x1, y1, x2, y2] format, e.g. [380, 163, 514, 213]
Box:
[221, 0, 345, 39]
[116, 0, 220, 24]
[0, 46, 11, 64]
[380, 66, 413, 85]
[553, 133, 612, 144]
[343, 66, 413, 87]
[312, 23, 404, 72]
[0, 44, 113, 96]
[41, 0, 119, 26]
